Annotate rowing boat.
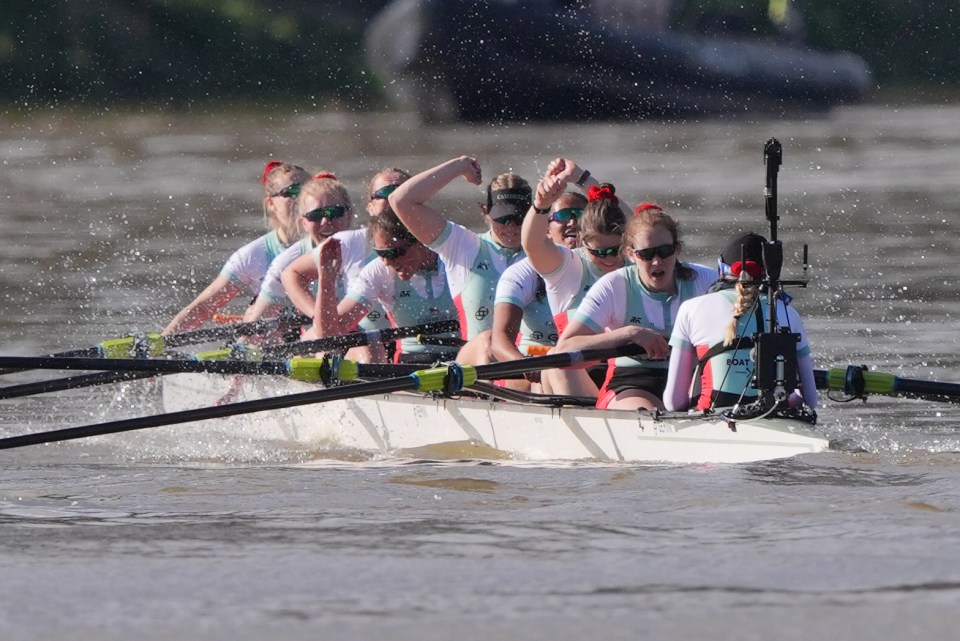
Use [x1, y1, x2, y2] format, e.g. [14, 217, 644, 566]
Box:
[160, 373, 829, 464]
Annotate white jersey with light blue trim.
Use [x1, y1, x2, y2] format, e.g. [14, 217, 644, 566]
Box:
[572, 262, 716, 369]
[258, 238, 314, 303]
[541, 245, 609, 335]
[346, 259, 460, 356]
[428, 221, 524, 339]
[218, 230, 288, 296]
[667, 289, 812, 410]
[494, 258, 558, 354]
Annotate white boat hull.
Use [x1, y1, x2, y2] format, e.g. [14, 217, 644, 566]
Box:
[161, 374, 829, 464]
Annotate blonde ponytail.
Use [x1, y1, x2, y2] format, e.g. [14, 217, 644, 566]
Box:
[724, 280, 761, 346]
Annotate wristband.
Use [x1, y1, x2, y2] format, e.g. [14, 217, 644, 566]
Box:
[533, 204, 551, 215]
[575, 169, 591, 187]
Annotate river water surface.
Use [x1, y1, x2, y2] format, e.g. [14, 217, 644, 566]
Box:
[2, 104, 960, 640]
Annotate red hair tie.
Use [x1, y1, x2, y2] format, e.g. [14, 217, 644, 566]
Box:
[731, 260, 764, 280]
[313, 172, 337, 181]
[634, 202, 663, 215]
[587, 184, 618, 203]
[262, 160, 283, 185]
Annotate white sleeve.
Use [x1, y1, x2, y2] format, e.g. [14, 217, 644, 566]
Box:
[570, 271, 625, 332]
[219, 236, 270, 293]
[427, 221, 481, 298]
[542, 245, 584, 313]
[495, 260, 538, 308]
[346, 260, 390, 310]
[258, 244, 302, 303]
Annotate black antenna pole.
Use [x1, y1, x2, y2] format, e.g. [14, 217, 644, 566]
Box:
[764, 138, 781, 243]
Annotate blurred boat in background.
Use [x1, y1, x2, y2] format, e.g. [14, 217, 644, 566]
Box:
[365, 0, 873, 122]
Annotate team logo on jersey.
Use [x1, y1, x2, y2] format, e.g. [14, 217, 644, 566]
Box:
[531, 331, 543, 340]
[474, 306, 490, 320]
[629, 316, 644, 324]
[398, 290, 411, 298]
[476, 261, 490, 270]
[367, 311, 381, 321]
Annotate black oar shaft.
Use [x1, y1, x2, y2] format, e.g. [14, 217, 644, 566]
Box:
[264, 319, 460, 358]
[0, 356, 290, 375]
[163, 313, 309, 348]
[0, 344, 640, 451]
[0, 371, 155, 400]
[0, 376, 418, 450]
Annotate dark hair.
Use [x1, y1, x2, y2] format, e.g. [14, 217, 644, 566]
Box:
[580, 183, 626, 244]
[368, 206, 418, 245]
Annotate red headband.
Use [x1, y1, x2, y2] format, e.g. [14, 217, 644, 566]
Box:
[313, 172, 337, 181]
[587, 184, 618, 203]
[634, 202, 663, 215]
[731, 260, 764, 280]
[261, 160, 283, 185]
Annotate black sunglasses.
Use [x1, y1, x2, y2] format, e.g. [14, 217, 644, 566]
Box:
[374, 242, 413, 261]
[272, 183, 302, 199]
[584, 244, 620, 258]
[370, 184, 401, 201]
[492, 213, 525, 227]
[631, 243, 678, 261]
[302, 205, 347, 222]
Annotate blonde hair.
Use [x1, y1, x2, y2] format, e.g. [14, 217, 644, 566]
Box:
[724, 279, 762, 346]
[261, 162, 310, 242]
[294, 173, 353, 221]
[367, 167, 411, 197]
[624, 206, 694, 280]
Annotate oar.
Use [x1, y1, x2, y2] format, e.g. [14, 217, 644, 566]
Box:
[0, 321, 459, 374]
[0, 312, 310, 377]
[815, 365, 960, 404]
[0, 344, 642, 450]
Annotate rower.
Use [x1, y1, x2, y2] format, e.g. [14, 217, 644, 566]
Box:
[163, 160, 310, 335]
[552, 200, 716, 410]
[310, 208, 460, 364]
[388, 156, 530, 364]
[241, 171, 345, 325]
[278, 168, 412, 362]
[490, 191, 587, 391]
[663, 231, 818, 415]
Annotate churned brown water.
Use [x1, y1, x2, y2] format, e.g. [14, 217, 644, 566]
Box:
[2, 104, 960, 640]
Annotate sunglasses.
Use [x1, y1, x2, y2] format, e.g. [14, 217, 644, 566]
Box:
[272, 183, 302, 199]
[584, 244, 621, 258]
[302, 205, 348, 222]
[373, 242, 413, 261]
[370, 184, 401, 200]
[549, 207, 583, 223]
[632, 243, 678, 261]
[492, 213, 525, 227]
